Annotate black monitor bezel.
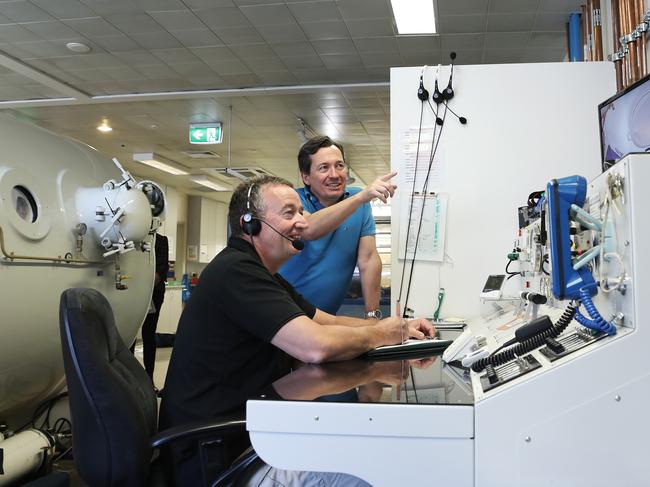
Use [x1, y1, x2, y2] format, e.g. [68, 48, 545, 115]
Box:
[598, 71, 650, 172]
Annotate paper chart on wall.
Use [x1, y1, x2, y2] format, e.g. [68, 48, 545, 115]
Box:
[398, 192, 448, 262]
[402, 126, 447, 191]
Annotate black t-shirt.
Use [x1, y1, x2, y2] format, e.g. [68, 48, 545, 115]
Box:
[159, 237, 316, 430]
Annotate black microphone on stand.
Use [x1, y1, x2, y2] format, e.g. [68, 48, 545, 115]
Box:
[259, 219, 305, 250]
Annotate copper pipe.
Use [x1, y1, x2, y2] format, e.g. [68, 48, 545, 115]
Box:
[626, 0, 639, 83]
[611, 0, 624, 90]
[593, 0, 604, 60]
[635, 0, 647, 77]
[581, 5, 588, 61]
[585, 0, 595, 61]
[620, 0, 631, 86]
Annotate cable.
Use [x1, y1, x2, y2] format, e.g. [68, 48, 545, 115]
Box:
[471, 303, 578, 372]
[575, 287, 616, 335]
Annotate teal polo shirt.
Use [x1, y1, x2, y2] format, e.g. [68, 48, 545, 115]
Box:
[279, 186, 375, 314]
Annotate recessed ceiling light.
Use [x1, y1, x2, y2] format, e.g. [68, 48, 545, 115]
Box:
[133, 152, 189, 176]
[66, 42, 91, 53]
[97, 121, 112, 133]
[190, 175, 230, 191]
[391, 0, 437, 35]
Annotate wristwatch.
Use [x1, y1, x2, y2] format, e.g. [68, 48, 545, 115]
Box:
[365, 309, 382, 319]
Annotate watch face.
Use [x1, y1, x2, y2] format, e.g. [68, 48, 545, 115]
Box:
[367, 309, 382, 319]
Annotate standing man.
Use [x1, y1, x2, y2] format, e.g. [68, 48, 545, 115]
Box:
[142, 231, 168, 380]
[159, 175, 433, 485]
[280, 136, 393, 319]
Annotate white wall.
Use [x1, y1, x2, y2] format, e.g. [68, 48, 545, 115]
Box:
[390, 62, 616, 320]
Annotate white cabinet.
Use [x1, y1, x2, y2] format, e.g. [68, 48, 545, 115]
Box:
[187, 196, 227, 263]
[157, 286, 183, 334]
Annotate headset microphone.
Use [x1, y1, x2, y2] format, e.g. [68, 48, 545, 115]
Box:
[444, 103, 468, 125]
[260, 219, 305, 250]
[432, 64, 444, 105]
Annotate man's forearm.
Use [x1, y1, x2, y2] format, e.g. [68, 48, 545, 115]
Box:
[359, 251, 382, 312]
[302, 192, 364, 240]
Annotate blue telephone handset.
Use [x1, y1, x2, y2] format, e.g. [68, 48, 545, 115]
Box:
[546, 176, 597, 301]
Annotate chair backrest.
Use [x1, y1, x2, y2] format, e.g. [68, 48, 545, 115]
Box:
[59, 288, 158, 487]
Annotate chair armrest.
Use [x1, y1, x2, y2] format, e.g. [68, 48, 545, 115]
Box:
[151, 416, 246, 449]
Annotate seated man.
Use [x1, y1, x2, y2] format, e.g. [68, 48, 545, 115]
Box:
[159, 175, 434, 486]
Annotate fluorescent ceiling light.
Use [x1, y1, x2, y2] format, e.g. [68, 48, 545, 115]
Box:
[391, 0, 436, 34]
[97, 121, 112, 132]
[190, 175, 231, 192]
[133, 152, 188, 175]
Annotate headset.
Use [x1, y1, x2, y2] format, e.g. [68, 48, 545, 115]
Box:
[427, 52, 467, 125]
[241, 183, 262, 236]
[240, 182, 305, 250]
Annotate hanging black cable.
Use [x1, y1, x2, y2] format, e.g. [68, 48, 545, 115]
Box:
[397, 99, 427, 304]
[400, 100, 449, 314]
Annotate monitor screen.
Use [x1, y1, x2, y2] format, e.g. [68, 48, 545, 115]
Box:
[599, 73, 650, 171]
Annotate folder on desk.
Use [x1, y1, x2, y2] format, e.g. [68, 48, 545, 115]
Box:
[365, 339, 453, 360]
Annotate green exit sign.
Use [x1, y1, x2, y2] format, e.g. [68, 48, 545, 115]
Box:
[189, 122, 223, 144]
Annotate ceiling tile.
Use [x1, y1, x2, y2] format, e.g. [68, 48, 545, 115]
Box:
[130, 30, 182, 49]
[396, 35, 440, 52]
[0, 24, 41, 43]
[533, 13, 568, 31]
[104, 13, 163, 34]
[0, 1, 54, 22]
[281, 55, 324, 69]
[271, 42, 317, 57]
[302, 20, 350, 40]
[256, 69, 297, 84]
[169, 28, 223, 47]
[205, 58, 251, 74]
[184, 0, 236, 7]
[489, 0, 540, 13]
[401, 51, 441, 65]
[438, 0, 489, 16]
[522, 47, 567, 62]
[134, 63, 180, 79]
[486, 13, 536, 32]
[170, 62, 215, 77]
[321, 53, 362, 68]
[190, 46, 237, 62]
[112, 50, 161, 65]
[485, 32, 530, 49]
[538, 0, 583, 13]
[360, 51, 402, 67]
[439, 14, 486, 34]
[336, 0, 392, 20]
[447, 49, 482, 64]
[310, 38, 356, 55]
[256, 23, 307, 43]
[440, 33, 485, 51]
[134, 0, 188, 10]
[30, 0, 96, 19]
[151, 47, 200, 64]
[246, 55, 287, 72]
[287, 0, 341, 22]
[229, 43, 275, 58]
[11, 39, 75, 56]
[354, 36, 398, 53]
[529, 31, 567, 48]
[148, 10, 205, 30]
[198, 7, 251, 29]
[21, 20, 83, 40]
[63, 18, 124, 37]
[482, 47, 526, 63]
[81, 0, 149, 15]
[213, 26, 264, 44]
[345, 18, 394, 37]
[93, 34, 141, 52]
[240, 4, 296, 26]
[220, 72, 262, 86]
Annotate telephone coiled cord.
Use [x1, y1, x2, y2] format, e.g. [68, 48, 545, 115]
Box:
[574, 287, 616, 335]
[471, 303, 578, 372]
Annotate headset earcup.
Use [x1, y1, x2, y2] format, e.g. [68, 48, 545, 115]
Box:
[242, 213, 261, 236]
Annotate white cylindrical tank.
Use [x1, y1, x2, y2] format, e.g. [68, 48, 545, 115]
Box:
[0, 430, 53, 484]
[0, 115, 155, 426]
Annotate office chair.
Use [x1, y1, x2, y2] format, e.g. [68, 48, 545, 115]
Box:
[59, 288, 258, 487]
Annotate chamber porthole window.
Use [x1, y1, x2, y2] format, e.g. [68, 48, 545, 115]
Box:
[11, 186, 38, 223]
